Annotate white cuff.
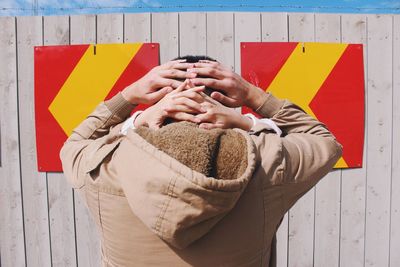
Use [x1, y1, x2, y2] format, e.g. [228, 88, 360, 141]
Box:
[244, 113, 282, 136]
[120, 111, 143, 135]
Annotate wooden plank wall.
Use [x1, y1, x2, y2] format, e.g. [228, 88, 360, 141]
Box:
[0, 12, 399, 267]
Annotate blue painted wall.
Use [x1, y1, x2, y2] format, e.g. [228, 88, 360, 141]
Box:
[1, 0, 399, 16]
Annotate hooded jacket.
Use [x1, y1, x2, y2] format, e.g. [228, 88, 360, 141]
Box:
[60, 92, 342, 267]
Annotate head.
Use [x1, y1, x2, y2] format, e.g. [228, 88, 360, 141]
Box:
[173, 55, 217, 63]
[173, 55, 218, 97]
[157, 55, 220, 126]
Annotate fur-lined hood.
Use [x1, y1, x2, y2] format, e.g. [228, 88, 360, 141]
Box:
[114, 121, 257, 249]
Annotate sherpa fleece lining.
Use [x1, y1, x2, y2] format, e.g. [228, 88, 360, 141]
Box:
[135, 122, 248, 180]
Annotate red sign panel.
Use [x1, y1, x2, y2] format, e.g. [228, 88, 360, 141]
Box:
[241, 42, 364, 168]
[35, 43, 159, 171]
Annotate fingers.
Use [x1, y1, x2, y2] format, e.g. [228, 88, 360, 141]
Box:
[164, 104, 202, 114]
[165, 97, 206, 114]
[190, 77, 233, 94]
[164, 84, 206, 114]
[159, 69, 197, 79]
[195, 111, 213, 122]
[190, 77, 221, 89]
[187, 67, 225, 79]
[144, 86, 173, 104]
[185, 85, 206, 94]
[197, 60, 232, 71]
[186, 79, 195, 89]
[167, 112, 201, 124]
[199, 122, 224, 130]
[210, 91, 237, 108]
[194, 61, 220, 69]
[171, 85, 205, 100]
[173, 79, 189, 93]
[170, 62, 195, 70]
[199, 92, 221, 106]
[159, 78, 184, 89]
[160, 60, 194, 70]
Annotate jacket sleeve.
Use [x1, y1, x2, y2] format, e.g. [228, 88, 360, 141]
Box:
[254, 92, 343, 211]
[60, 93, 135, 188]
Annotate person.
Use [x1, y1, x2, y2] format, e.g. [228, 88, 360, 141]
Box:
[60, 56, 342, 267]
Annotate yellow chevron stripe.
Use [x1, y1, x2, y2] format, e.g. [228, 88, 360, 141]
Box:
[49, 43, 142, 135]
[267, 42, 348, 117]
[335, 157, 348, 168]
[266, 42, 348, 168]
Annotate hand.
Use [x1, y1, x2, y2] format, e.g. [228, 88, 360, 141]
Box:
[189, 60, 266, 110]
[134, 80, 206, 129]
[121, 60, 197, 105]
[195, 95, 253, 131]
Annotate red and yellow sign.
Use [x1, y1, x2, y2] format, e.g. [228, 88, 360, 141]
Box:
[35, 43, 159, 171]
[241, 42, 364, 168]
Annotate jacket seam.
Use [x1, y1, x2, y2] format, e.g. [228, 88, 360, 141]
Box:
[154, 176, 176, 237]
[96, 189, 109, 263]
[261, 181, 266, 267]
[162, 176, 178, 240]
[86, 182, 125, 196]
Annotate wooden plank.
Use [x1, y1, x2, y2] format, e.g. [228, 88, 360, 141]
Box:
[16, 15, 52, 267]
[261, 12, 288, 42]
[179, 12, 207, 56]
[313, 13, 341, 267]
[151, 13, 179, 63]
[275, 213, 288, 267]
[70, 14, 96, 45]
[91, 12, 125, 265]
[339, 14, 367, 267]
[124, 13, 151, 43]
[97, 13, 124, 43]
[234, 12, 261, 74]
[0, 16, 26, 267]
[70, 14, 101, 267]
[261, 12, 289, 267]
[43, 15, 77, 267]
[287, 12, 315, 267]
[97, 13, 123, 44]
[365, 14, 393, 267]
[206, 12, 234, 69]
[390, 13, 400, 267]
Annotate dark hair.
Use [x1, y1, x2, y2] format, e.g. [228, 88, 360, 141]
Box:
[173, 55, 217, 63]
[173, 55, 218, 96]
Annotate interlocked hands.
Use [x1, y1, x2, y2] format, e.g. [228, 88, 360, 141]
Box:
[121, 59, 197, 105]
[121, 59, 267, 130]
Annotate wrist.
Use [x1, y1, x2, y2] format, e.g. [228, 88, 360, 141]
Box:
[245, 84, 268, 110]
[235, 114, 253, 131]
[134, 105, 164, 128]
[134, 111, 148, 128]
[122, 83, 140, 105]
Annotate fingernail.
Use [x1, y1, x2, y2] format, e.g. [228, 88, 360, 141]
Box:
[194, 118, 201, 123]
[200, 107, 207, 113]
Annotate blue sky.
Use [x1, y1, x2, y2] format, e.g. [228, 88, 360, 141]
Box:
[1, 0, 399, 16]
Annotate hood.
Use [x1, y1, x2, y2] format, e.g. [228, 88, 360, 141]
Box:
[116, 122, 256, 249]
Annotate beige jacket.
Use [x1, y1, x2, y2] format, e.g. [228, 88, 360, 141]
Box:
[60, 92, 342, 267]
